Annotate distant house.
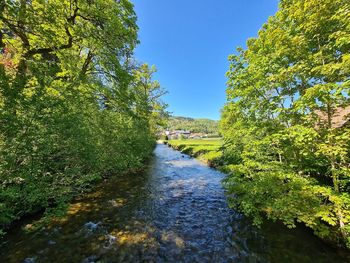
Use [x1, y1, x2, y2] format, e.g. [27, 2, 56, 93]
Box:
[315, 105, 350, 128]
[175, 130, 191, 135]
[165, 130, 191, 139]
[189, 133, 206, 139]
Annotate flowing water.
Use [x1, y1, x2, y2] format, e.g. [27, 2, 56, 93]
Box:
[0, 144, 348, 262]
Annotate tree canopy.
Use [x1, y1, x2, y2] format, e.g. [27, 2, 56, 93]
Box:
[0, 0, 166, 234]
[221, 0, 350, 248]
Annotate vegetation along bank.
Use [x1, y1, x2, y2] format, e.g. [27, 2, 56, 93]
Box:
[220, 0, 350, 249]
[165, 139, 223, 168]
[0, 0, 167, 236]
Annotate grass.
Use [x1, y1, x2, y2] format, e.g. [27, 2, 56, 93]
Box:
[166, 139, 224, 167]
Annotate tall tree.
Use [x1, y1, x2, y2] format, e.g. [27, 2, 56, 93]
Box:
[221, 0, 350, 248]
[0, 0, 166, 234]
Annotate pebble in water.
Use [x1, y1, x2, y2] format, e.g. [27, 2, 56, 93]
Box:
[103, 234, 117, 249]
[82, 255, 98, 263]
[23, 258, 36, 263]
[48, 240, 56, 246]
[84, 221, 101, 231]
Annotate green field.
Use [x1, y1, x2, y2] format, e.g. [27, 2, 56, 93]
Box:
[166, 139, 223, 167]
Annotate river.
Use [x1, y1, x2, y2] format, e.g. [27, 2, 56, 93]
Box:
[0, 144, 348, 262]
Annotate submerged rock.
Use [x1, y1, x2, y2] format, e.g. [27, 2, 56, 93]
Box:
[77, 221, 106, 238]
[84, 221, 102, 231]
[103, 234, 117, 249]
[23, 258, 36, 263]
[48, 240, 56, 245]
[82, 255, 98, 263]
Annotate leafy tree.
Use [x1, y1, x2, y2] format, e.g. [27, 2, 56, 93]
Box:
[0, 0, 166, 233]
[132, 64, 169, 133]
[221, 0, 350, 248]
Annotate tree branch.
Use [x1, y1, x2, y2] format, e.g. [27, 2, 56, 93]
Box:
[24, 26, 73, 58]
[0, 15, 30, 49]
[81, 50, 94, 75]
[23, 2, 79, 58]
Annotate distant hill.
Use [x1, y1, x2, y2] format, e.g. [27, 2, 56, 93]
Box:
[166, 116, 219, 135]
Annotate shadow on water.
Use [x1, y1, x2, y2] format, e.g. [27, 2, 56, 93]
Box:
[0, 144, 349, 263]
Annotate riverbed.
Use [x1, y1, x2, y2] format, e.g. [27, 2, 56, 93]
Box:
[0, 144, 348, 262]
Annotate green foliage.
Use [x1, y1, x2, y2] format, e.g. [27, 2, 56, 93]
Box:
[167, 116, 219, 135]
[221, 0, 350, 248]
[0, 0, 166, 233]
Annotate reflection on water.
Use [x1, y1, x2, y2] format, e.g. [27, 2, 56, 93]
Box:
[0, 144, 348, 262]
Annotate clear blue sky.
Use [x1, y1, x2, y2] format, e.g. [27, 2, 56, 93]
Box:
[133, 0, 279, 120]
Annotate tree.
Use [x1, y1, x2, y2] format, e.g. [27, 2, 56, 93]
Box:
[131, 64, 169, 133]
[0, 0, 166, 234]
[221, 0, 350, 248]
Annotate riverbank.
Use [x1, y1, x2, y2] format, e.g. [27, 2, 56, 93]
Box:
[0, 150, 154, 238]
[164, 139, 224, 168]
